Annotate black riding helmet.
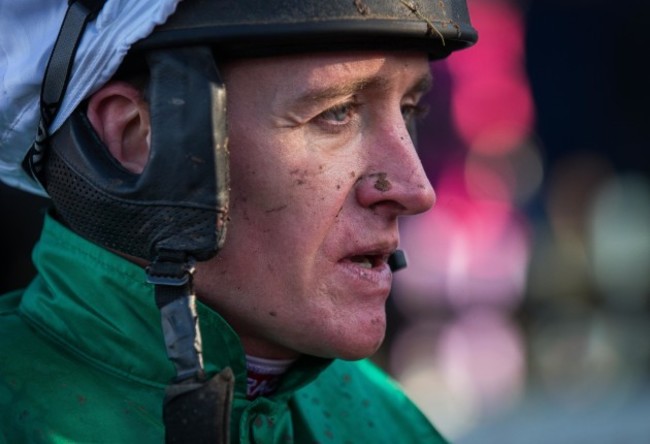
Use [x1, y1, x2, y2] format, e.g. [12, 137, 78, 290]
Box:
[137, 0, 477, 58]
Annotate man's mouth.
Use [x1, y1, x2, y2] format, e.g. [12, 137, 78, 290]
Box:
[347, 254, 388, 269]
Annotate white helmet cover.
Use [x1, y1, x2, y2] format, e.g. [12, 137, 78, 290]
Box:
[0, 0, 181, 196]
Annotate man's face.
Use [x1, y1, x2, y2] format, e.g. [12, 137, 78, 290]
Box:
[195, 51, 435, 360]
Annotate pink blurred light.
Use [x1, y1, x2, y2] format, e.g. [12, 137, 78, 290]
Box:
[464, 153, 516, 202]
[394, 163, 531, 314]
[452, 0, 526, 80]
[447, 0, 535, 154]
[453, 78, 534, 155]
[436, 310, 525, 411]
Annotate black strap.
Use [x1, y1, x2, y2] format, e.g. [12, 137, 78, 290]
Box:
[147, 253, 234, 443]
[41, 0, 106, 125]
[23, 0, 107, 183]
[146, 253, 205, 382]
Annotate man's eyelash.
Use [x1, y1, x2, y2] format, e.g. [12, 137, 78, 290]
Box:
[402, 103, 430, 121]
[311, 101, 428, 133]
[321, 102, 358, 121]
[312, 101, 361, 132]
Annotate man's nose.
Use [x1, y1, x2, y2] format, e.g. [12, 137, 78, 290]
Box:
[355, 112, 436, 217]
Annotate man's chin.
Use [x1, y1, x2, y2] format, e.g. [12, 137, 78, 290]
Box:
[315, 334, 386, 361]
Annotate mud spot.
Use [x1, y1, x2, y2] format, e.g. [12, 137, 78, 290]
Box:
[353, 0, 370, 15]
[372, 173, 392, 192]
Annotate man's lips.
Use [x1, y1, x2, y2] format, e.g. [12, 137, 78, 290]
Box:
[338, 240, 398, 271]
[336, 254, 393, 289]
[344, 253, 391, 270]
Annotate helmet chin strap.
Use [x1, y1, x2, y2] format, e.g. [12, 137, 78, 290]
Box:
[135, 47, 234, 444]
[44, 46, 232, 443]
[146, 249, 234, 444]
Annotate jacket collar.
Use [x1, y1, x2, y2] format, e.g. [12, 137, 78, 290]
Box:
[19, 212, 330, 400]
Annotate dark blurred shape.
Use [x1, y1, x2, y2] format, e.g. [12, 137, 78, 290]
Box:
[525, 0, 650, 175]
[0, 182, 49, 293]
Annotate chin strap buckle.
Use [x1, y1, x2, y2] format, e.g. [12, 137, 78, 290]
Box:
[146, 255, 195, 287]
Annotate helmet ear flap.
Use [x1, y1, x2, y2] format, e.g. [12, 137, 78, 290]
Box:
[145, 46, 230, 260]
[45, 46, 229, 263]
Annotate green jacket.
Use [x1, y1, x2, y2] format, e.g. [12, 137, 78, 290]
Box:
[0, 214, 448, 443]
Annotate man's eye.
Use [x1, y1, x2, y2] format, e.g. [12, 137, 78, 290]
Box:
[318, 103, 356, 125]
[401, 104, 429, 123]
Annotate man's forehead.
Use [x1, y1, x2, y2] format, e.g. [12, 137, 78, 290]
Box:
[269, 51, 433, 99]
[222, 50, 432, 115]
[296, 72, 432, 104]
[300, 51, 430, 80]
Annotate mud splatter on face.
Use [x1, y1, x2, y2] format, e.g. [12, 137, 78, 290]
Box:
[372, 173, 392, 192]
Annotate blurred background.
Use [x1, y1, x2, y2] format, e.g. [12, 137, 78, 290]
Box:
[381, 0, 650, 442]
[1, 0, 648, 442]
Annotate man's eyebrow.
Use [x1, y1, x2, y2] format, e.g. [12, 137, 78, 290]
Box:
[292, 73, 433, 108]
[294, 77, 384, 106]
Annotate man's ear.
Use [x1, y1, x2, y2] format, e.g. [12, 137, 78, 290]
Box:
[87, 81, 151, 174]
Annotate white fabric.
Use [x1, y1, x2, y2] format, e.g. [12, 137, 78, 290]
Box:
[0, 0, 182, 196]
[245, 355, 297, 375]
